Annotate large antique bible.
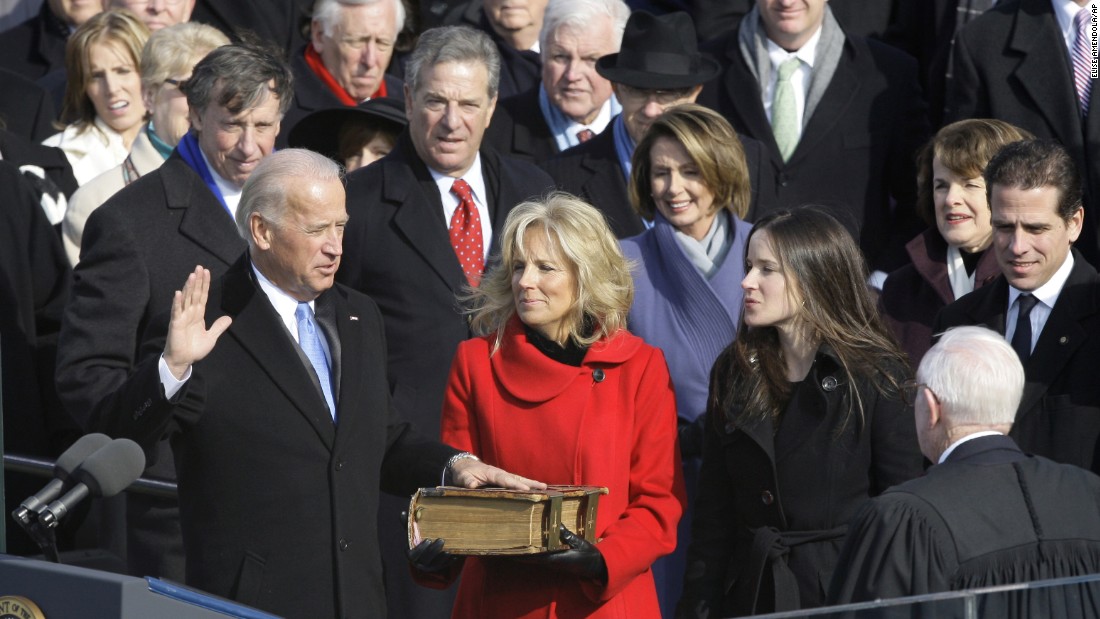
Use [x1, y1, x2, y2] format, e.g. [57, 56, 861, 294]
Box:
[407, 485, 608, 555]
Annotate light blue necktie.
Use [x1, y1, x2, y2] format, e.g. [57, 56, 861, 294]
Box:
[296, 302, 336, 420]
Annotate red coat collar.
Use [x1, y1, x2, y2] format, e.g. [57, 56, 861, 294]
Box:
[490, 316, 643, 403]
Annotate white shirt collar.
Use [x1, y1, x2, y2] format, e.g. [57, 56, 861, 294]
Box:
[428, 152, 493, 259]
[198, 147, 244, 217]
[251, 260, 309, 342]
[428, 152, 486, 198]
[765, 23, 822, 68]
[1007, 249, 1075, 314]
[1053, 0, 1100, 50]
[570, 97, 616, 137]
[938, 431, 1007, 464]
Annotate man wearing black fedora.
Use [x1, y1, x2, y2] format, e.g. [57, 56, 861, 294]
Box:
[697, 0, 930, 276]
[542, 10, 764, 239]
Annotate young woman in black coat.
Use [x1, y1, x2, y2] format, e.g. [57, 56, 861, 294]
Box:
[677, 207, 925, 617]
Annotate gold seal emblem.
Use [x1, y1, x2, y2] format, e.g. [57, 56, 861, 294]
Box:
[0, 596, 45, 619]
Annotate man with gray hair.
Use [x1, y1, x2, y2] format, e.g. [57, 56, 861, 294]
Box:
[828, 326, 1100, 605]
[88, 148, 543, 618]
[56, 41, 292, 581]
[338, 25, 554, 619]
[484, 0, 629, 164]
[279, 0, 405, 145]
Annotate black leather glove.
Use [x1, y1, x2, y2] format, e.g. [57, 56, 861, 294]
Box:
[407, 538, 457, 574]
[537, 524, 608, 584]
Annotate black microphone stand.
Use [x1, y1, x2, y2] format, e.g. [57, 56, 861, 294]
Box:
[11, 510, 61, 563]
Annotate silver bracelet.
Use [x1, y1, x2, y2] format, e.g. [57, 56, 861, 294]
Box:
[442, 452, 480, 486]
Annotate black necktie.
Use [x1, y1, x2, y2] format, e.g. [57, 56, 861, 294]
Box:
[1011, 294, 1038, 364]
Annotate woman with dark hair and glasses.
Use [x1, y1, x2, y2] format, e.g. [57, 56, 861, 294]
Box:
[678, 207, 924, 618]
[880, 119, 1032, 367]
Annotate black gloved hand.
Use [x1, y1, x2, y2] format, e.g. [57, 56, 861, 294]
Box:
[408, 538, 457, 574]
[537, 524, 608, 584]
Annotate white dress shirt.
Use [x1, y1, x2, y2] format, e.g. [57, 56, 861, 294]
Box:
[1005, 250, 1075, 354]
[1053, 0, 1100, 54]
[198, 147, 243, 217]
[762, 25, 823, 135]
[430, 153, 493, 261]
[159, 263, 329, 398]
[938, 431, 1006, 464]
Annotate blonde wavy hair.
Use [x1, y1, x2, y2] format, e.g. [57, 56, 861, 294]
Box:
[465, 192, 634, 353]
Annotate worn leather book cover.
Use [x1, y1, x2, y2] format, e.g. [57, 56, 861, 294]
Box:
[407, 485, 608, 555]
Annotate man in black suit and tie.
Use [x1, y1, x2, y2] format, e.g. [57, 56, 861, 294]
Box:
[950, 0, 1100, 264]
[542, 11, 765, 239]
[697, 0, 928, 275]
[90, 148, 543, 618]
[829, 326, 1100, 605]
[482, 0, 630, 165]
[56, 42, 292, 581]
[338, 25, 554, 619]
[934, 139, 1100, 475]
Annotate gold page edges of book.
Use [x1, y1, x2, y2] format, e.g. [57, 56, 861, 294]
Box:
[407, 485, 609, 555]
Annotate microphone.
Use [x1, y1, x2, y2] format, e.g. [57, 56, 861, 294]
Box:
[38, 438, 146, 529]
[12, 433, 111, 525]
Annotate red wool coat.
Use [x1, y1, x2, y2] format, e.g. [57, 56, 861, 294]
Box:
[440, 318, 686, 618]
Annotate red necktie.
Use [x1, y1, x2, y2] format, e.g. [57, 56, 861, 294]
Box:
[449, 179, 484, 286]
[576, 128, 595, 142]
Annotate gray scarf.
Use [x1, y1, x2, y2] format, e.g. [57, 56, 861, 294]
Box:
[673, 211, 731, 278]
[737, 4, 845, 129]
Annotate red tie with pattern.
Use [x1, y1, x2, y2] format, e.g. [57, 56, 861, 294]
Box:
[449, 179, 484, 286]
[576, 128, 595, 142]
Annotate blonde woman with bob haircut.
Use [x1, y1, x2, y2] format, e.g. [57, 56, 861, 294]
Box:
[44, 9, 150, 190]
[411, 192, 686, 619]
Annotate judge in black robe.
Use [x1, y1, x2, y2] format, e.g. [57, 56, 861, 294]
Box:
[828, 326, 1100, 615]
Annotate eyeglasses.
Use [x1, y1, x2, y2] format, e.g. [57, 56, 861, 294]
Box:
[616, 84, 696, 105]
[162, 77, 190, 90]
[901, 380, 940, 405]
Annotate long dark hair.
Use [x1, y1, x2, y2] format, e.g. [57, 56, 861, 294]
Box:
[713, 207, 908, 432]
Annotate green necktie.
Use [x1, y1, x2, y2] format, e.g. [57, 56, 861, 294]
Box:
[771, 58, 801, 162]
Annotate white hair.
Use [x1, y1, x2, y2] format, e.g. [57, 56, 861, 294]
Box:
[538, 0, 630, 53]
[313, 0, 406, 37]
[236, 149, 344, 243]
[918, 326, 1024, 426]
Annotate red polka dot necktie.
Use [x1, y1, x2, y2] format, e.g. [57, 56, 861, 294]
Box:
[576, 128, 595, 142]
[449, 178, 484, 287]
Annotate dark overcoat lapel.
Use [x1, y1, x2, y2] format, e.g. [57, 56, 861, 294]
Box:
[220, 263, 337, 448]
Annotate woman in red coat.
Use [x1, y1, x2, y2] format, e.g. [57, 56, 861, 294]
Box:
[419, 193, 686, 618]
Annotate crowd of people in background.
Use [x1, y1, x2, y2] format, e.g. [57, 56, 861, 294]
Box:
[4, 0, 1100, 618]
